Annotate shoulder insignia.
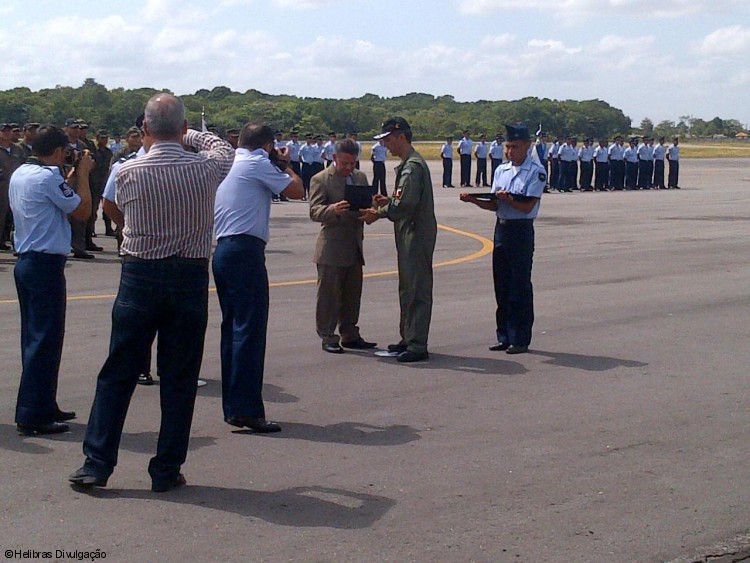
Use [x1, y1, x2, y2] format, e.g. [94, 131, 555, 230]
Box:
[538, 172, 547, 182]
[117, 152, 138, 164]
[59, 181, 75, 198]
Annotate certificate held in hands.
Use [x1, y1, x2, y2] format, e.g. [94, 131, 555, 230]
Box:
[345, 184, 378, 210]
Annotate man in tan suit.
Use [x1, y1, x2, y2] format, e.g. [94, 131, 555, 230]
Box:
[309, 138, 377, 354]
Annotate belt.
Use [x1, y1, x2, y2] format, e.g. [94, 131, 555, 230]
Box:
[121, 255, 209, 267]
[496, 218, 533, 225]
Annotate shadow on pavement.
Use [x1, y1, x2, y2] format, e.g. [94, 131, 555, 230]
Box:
[196, 381, 299, 404]
[380, 352, 528, 376]
[88, 485, 396, 528]
[530, 350, 647, 372]
[234, 421, 420, 446]
[0, 424, 55, 454]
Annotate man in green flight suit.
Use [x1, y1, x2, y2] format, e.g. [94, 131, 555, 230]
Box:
[363, 117, 437, 363]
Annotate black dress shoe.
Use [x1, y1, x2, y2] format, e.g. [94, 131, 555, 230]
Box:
[489, 341, 510, 351]
[341, 338, 377, 350]
[17, 422, 70, 436]
[387, 343, 408, 354]
[105, 228, 116, 236]
[69, 467, 108, 488]
[322, 343, 344, 354]
[72, 252, 95, 260]
[506, 345, 529, 355]
[54, 409, 77, 422]
[85, 242, 103, 251]
[397, 350, 429, 363]
[138, 372, 155, 385]
[152, 473, 186, 493]
[225, 416, 282, 433]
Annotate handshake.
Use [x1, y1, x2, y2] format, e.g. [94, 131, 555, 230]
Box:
[360, 194, 389, 224]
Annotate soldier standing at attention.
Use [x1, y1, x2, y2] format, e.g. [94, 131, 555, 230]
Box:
[624, 137, 639, 190]
[457, 130, 473, 187]
[363, 117, 436, 363]
[578, 138, 595, 191]
[460, 123, 546, 355]
[667, 137, 680, 189]
[608, 136, 626, 190]
[371, 138, 388, 196]
[474, 134, 490, 187]
[490, 133, 505, 179]
[593, 139, 610, 192]
[440, 136, 454, 188]
[652, 136, 667, 189]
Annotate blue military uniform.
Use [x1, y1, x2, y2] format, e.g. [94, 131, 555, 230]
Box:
[490, 124, 546, 351]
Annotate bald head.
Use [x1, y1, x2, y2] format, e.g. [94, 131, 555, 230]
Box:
[144, 93, 186, 140]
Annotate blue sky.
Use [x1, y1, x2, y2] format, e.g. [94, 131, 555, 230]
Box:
[2, 0, 749, 128]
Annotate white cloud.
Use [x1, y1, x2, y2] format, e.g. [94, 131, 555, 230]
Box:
[273, 0, 340, 8]
[481, 34, 515, 48]
[697, 25, 750, 55]
[460, 0, 746, 20]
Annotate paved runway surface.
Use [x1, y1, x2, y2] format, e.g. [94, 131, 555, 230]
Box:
[0, 159, 748, 562]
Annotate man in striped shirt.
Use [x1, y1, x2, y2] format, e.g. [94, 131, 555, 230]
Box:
[70, 93, 234, 493]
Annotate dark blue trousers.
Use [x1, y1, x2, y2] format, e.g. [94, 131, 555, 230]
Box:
[14, 252, 68, 426]
[212, 235, 269, 420]
[442, 157, 453, 187]
[493, 220, 535, 347]
[373, 161, 387, 196]
[82, 258, 208, 484]
[460, 154, 471, 186]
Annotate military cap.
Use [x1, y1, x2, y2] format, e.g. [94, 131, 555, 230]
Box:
[314, 134, 323, 140]
[290, 130, 299, 137]
[226, 128, 240, 136]
[64, 118, 78, 128]
[23, 122, 40, 130]
[75, 119, 89, 129]
[0, 123, 11, 130]
[96, 129, 109, 137]
[504, 122, 530, 141]
[125, 126, 141, 137]
[328, 131, 337, 136]
[10, 123, 20, 131]
[274, 130, 283, 135]
[374, 117, 411, 139]
[304, 133, 313, 138]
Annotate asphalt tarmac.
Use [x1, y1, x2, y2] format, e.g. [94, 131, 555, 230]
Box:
[0, 158, 748, 563]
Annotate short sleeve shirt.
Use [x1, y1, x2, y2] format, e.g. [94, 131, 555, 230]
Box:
[214, 148, 291, 243]
[9, 162, 81, 255]
[491, 157, 546, 220]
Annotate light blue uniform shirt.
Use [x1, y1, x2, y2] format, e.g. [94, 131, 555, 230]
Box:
[667, 144, 680, 161]
[490, 140, 504, 159]
[103, 146, 145, 202]
[313, 144, 325, 164]
[323, 140, 337, 161]
[299, 143, 318, 164]
[458, 137, 473, 155]
[608, 143, 625, 160]
[652, 143, 666, 160]
[491, 157, 546, 220]
[10, 162, 81, 255]
[214, 148, 291, 243]
[440, 143, 453, 158]
[286, 140, 301, 162]
[637, 144, 654, 160]
[475, 142, 489, 159]
[371, 143, 388, 162]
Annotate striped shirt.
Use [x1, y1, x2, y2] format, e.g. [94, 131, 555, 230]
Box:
[115, 130, 234, 259]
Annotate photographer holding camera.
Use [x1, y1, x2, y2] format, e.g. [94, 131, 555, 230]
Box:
[9, 125, 93, 435]
[212, 123, 302, 433]
[64, 119, 95, 259]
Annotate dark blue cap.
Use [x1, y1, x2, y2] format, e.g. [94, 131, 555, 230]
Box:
[504, 122, 530, 141]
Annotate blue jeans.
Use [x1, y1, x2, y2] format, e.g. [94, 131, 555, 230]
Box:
[14, 252, 68, 425]
[212, 235, 268, 419]
[493, 220, 535, 347]
[82, 258, 208, 484]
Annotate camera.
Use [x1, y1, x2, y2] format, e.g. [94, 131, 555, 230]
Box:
[268, 148, 288, 172]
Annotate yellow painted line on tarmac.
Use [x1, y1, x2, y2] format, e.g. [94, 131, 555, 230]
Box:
[0, 224, 493, 304]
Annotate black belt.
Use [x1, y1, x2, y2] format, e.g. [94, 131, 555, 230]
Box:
[496, 218, 533, 225]
[122, 255, 209, 267]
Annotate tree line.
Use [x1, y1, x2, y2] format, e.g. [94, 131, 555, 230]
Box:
[0, 79, 744, 141]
